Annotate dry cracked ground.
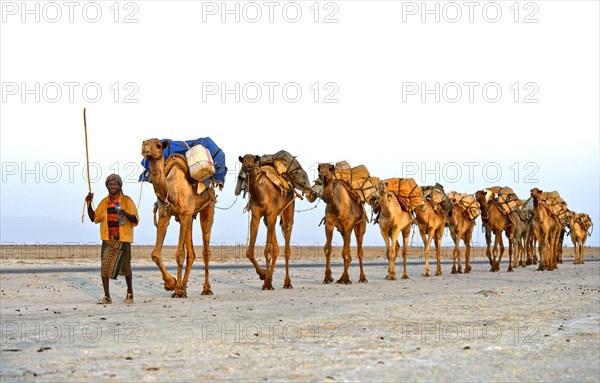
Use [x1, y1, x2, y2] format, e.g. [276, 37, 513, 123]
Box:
[1, 246, 599, 382]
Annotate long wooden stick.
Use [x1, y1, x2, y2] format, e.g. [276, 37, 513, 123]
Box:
[83, 108, 91, 193]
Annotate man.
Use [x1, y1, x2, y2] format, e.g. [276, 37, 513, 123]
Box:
[86, 174, 139, 304]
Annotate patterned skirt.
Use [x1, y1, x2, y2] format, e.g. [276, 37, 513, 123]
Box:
[100, 240, 131, 279]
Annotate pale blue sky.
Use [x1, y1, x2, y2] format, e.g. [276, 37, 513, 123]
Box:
[1, 1, 598, 248]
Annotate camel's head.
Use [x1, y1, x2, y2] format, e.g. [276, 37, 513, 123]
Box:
[141, 138, 167, 160]
[239, 154, 259, 172]
[481, 188, 494, 202]
[475, 189, 488, 205]
[530, 187, 543, 199]
[566, 209, 575, 223]
[317, 163, 336, 181]
[375, 180, 388, 195]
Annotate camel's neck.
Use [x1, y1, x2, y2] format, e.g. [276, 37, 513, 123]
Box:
[379, 192, 392, 216]
[246, 168, 259, 198]
[532, 196, 540, 210]
[321, 176, 336, 205]
[148, 157, 169, 201]
[478, 194, 489, 221]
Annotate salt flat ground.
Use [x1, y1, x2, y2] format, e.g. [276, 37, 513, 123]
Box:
[0, 246, 599, 382]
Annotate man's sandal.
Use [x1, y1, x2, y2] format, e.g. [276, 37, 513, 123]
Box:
[98, 296, 112, 304]
[124, 293, 134, 304]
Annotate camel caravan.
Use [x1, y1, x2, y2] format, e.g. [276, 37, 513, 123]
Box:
[139, 138, 594, 295]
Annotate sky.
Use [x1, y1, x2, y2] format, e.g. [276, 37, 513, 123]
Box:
[1, 0, 599, 250]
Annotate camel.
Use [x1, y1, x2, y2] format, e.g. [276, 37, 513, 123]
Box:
[556, 216, 570, 264]
[374, 181, 412, 280]
[530, 188, 561, 271]
[413, 186, 448, 277]
[475, 190, 515, 272]
[317, 163, 367, 284]
[522, 198, 538, 266]
[525, 225, 538, 265]
[239, 154, 296, 290]
[568, 211, 591, 264]
[447, 198, 477, 274]
[512, 200, 533, 268]
[141, 138, 215, 297]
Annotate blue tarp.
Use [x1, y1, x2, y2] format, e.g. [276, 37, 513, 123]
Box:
[139, 137, 227, 187]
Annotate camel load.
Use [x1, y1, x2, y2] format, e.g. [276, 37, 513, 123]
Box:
[540, 191, 569, 221]
[235, 150, 314, 200]
[381, 178, 423, 211]
[139, 137, 227, 189]
[448, 192, 481, 220]
[421, 183, 452, 216]
[575, 213, 593, 233]
[574, 212, 593, 234]
[184, 143, 215, 182]
[486, 186, 519, 215]
[332, 163, 379, 203]
[312, 162, 379, 203]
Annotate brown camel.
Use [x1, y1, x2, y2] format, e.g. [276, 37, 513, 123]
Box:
[525, 225, 538, 265]
[374, 181, 412, 280]
[141, 139, 215, 297]
[522, 198, 538, 266]
[530, 188, 561, 271]
[239, 154, 296, 290]
[317, 163, 367, 284]
[413, 189, 447, 277]
[512, 200, 533, 268]
[475, 189, 515, 272]
[556, 216, 570, 264]
[447, 198, 477, 274]
[568, 211, 591, 265]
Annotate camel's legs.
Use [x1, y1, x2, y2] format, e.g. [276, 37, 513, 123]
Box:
[434, 227, 443, 276]
[379, 224, 392, 278]
[246, 208, 266, 280]
[551, 224, 561, 270]
[281, 202, 295, 289]
[534, 225, 546, 271]
[178, 226, 195, 298]
[199, 204, 215, 295]
[571, 233, 579, 264]
[557, 228, 565, 264]
[526, 225, 535, 265]
[464, 224, 474, 273]
[504, 227, 514, 272]
[401, 225, 411, 279]
[380, 224, 395, 280]
[451, 229, 461, 274]
[173, 213, 192, 297]
[151, 212, 177, 291]
[452, 242, 461, 274]
[262, 213, 279, 290]
[323, 218, 335, 284]
[420, 227, 433, 277]
[337, 228, 353, 284]
[355, 220, 367, 283]
[484, 224, 493, 267]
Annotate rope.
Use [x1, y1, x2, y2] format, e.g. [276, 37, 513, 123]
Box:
[137, 180, 144, 210]
[81, 200, 87, 223]
[215, 195, 239, 210]
[245, 203, 251, 247]
[295, 198, 321, 213]
[81, 200, 95, 223]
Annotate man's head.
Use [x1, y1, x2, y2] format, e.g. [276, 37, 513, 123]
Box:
[105, 174, 123, 195]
